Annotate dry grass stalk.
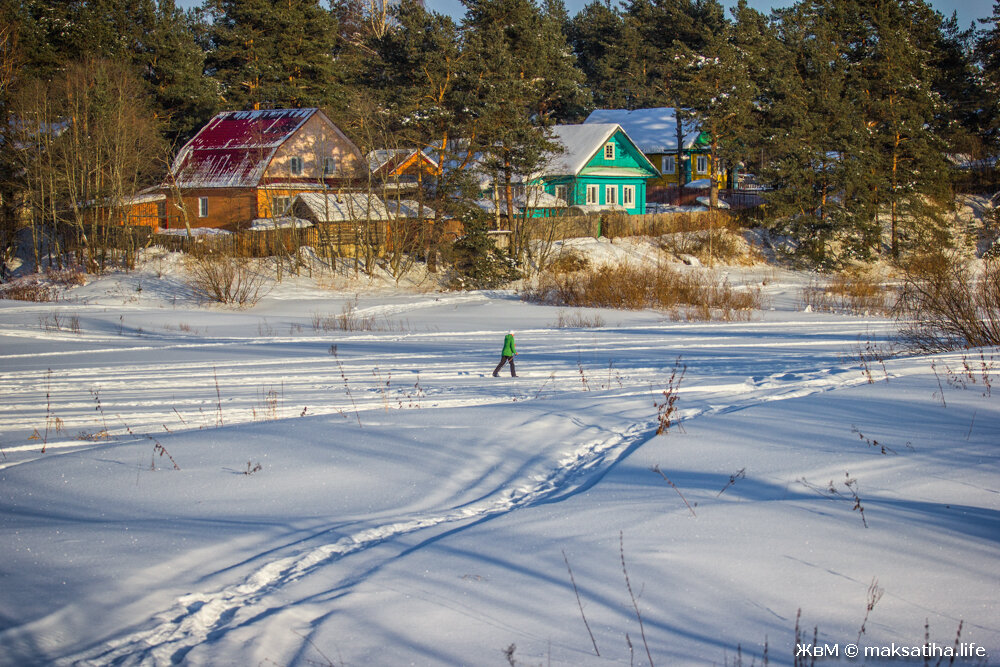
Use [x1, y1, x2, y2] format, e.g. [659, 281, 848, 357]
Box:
[619, 531, 655, 667]
[717, 467, 746, 497]
[525, 261, 761, 321]
[255, 384, 281, 421]
[654, 357, 686, 435]
[553, 310, 606, 328]
[563, 550, 600, 656]
[651, 465, 697, 517]
[942, 350, 996, 398]
[151, 438, 180, 470]
[851, 334, 892, 384]
[331, 346, 362, 428]
[214, 367, 224, 427]
[857, 577, 884, 643]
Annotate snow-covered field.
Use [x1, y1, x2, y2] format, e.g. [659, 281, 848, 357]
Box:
[0, 242, 997, 666]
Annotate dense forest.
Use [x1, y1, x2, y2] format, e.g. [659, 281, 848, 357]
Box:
[1, 0, 999, 272]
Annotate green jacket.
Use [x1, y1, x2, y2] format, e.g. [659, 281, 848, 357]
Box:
[501, 333, 516, 356]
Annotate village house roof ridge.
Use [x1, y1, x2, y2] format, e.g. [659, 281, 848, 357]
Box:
[584, 108, 706, 154]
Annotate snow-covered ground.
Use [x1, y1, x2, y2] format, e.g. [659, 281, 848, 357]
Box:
[0, 243, 997, 666]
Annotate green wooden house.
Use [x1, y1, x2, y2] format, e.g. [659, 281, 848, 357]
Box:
[584, 108, 726, 188]
[534, 123, 660, 215]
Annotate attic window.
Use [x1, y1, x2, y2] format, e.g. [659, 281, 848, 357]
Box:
[289, 156, 304, 176]
[604, 143, 615, 160]
[323, 157, 338, 175]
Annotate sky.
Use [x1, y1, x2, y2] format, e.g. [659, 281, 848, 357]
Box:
[422, 0, 995, 29]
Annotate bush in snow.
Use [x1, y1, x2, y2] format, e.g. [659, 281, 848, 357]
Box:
[184, 253, 272, 307]
[524, 261, 762, 320]
[894, 253, 1000, 351]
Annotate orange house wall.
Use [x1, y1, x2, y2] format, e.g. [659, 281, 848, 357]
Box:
[163, 189, 258, 231]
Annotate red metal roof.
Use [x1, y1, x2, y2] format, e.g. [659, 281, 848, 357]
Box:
[171, 109, 318, 188]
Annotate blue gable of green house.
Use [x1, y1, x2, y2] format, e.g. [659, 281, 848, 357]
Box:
[534, 124, 660, 216]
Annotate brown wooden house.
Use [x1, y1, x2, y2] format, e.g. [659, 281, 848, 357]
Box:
[367, 149, 440, 193]
[157, 108, 364, 231]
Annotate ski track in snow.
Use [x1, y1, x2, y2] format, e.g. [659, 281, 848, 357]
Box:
[56, 368, 882, 665]
[64, 422, 648, 666]
[0, 301, 908, 664]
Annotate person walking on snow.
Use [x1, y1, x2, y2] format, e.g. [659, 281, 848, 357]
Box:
[493, 331, 517, 377]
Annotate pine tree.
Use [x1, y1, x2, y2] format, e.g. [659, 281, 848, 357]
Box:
[619, 0, 726, 107]
[759, 0, 955, 263]
[977, 0, 1000, 149]
[461, 0, 587, 259]
[680, 0, 766, 207]
[761, 0, 875, 264]
[862, 0, 951, 258]
[364, 0, 474, 256]
[931, 12, 993, 156]
[568, 1, 632, 108]
[144, 0, 219, 146]
[206, 0, 342, 110]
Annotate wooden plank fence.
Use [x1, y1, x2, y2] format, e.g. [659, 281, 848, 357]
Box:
[147, 208, 757, 259]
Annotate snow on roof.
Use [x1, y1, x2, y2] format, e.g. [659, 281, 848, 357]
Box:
[120, 192, 166, 206]
[475, 189, 567, 214]
[368, 149, 439, 174]
[386, 200, 437, 219]
[171, 109, 319, 189]
[156, 227, 232, 237]
[545, 124, 621, 176]
[684, 178, 713, 190]
[584, 108, 705, 153]
[293, 192, 392, 223]
[695, 196, 730, 209]
[249, 216, 313, 230]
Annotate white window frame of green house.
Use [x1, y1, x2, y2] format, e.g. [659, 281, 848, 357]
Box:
[623, 185, 635, 207]
[198, 197, 209, 218]
[696, 155, 709, 174]
[554, 185, 568, 204]
[586, 184, 600, 204]
[661, 155, 676, 174]
[605, 184, 617, 206]
[289, 156, 304, 175]
[604, 142, 615, 160]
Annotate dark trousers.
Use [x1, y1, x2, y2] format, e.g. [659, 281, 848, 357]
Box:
[493, 355, 516, 376]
